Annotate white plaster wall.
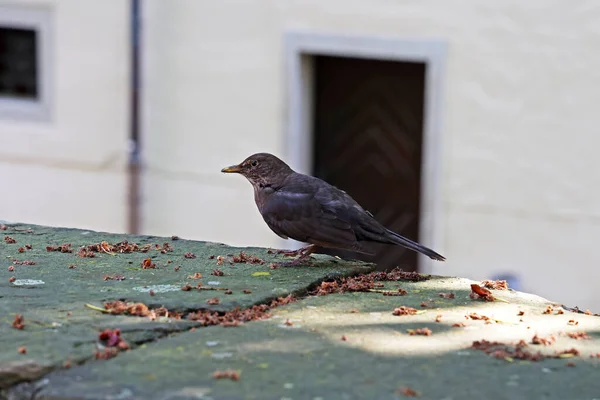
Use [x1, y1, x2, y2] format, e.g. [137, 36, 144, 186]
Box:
[142, 0, 600, 309]
[0, 0, 130, 232]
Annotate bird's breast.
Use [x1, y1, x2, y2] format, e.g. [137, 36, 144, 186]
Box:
[253, 187, 271, 213]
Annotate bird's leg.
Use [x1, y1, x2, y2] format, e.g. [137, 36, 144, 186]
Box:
[276, 245, 318, 267]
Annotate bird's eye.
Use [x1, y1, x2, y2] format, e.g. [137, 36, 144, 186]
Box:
[250, 160, 258, 167]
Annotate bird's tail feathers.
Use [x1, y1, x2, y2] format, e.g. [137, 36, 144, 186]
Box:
[385, 229, 446, 261]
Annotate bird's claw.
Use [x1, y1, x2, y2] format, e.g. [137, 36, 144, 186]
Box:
[273, 245, 318, 267]
[275, 256, 315, 268]
[276, 249, 302, 257]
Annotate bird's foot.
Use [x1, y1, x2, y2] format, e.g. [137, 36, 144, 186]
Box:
[276, 255, 315, 268]
[274, 245, 318, 267]
[276, 249, 302, 257]
[276, 245, 314, 258]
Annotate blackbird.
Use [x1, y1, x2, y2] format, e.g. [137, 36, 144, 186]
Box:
[222, 153, 445, 265]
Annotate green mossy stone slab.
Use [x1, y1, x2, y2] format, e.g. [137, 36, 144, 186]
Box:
[7, 272, 600, 400]
[0, 223, 373, 390]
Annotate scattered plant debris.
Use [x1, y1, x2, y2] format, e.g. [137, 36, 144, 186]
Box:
[556, 348, 580, 357]
[78, 248, 96, 258]
[206, 297, 220, 305]
[96, 295, 296, 328]
[472, 339, 544, 362]
[481, 279, 508, 290]
[187, 295, 295, 327]
[160, 243, 174, 254]
[141, 258, 156, 269]
[393, 306, 418, 316]
[212, 369, 240, 381]
[46, 243, 73, 253]
[470, 284, 495, 301]
[382, 288, 407, 296]
[12, 314, 24, 330]
[397, 387, 420, 397]
[4, 236, 16, 244]
[12, 259, 36, 265]
[562, 306, 599, 316]
[78, 240, 164, 256]
[472, 337, 582, 363]
[311, 267, 428, 296]
[103, 274, 125, 281]
[374, 268, 429, 282]
[102, 301, 176, 320]
[531, 334, 556, 346]
[408, 328, 432, 336]
[98, 328, 130, 351]
[566, 332, 590, 340]
[467, 312, 490, 321]
[232, 251, 265, 265]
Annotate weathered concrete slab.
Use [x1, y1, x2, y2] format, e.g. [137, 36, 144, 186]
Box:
[0, 223, 373, 390]
[7, 273, 600, 400]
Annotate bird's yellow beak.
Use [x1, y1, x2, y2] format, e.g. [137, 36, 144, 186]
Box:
[221, 164, 242, 173]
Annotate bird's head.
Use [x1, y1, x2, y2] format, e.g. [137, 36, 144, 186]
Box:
[221, 153, 293, 186]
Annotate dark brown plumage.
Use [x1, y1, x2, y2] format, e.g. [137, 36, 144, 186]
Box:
[221, 153, 445, 265]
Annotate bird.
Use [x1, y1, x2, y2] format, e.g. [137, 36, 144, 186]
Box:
[221, 153, 445, 266]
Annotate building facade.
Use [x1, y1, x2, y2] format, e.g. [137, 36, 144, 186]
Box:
[2, 0, 600, 309]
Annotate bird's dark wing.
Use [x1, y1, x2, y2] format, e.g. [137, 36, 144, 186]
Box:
[259, 175, 366, 252]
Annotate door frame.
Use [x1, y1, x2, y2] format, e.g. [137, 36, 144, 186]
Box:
[283, 31, 447, 274]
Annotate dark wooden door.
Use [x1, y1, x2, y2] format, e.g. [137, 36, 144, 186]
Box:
[312, 56, 426, 272]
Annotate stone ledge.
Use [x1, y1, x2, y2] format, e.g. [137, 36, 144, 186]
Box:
[1, 223, 599, 399]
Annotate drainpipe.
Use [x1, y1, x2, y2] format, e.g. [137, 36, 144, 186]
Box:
[127, 0, 141, 234]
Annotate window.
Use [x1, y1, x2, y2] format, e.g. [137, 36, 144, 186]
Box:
[0, 27, 38, 100]
[0, 6, 52, 121]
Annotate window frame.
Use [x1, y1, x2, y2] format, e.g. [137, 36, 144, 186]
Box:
[0, 5, 53, 122]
